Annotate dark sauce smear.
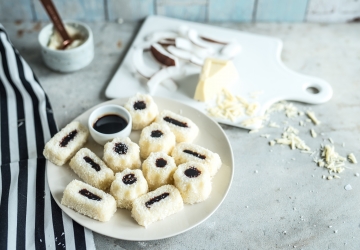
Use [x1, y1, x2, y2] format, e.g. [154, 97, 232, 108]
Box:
[83, 156, 101, 172]
[183, 149, 206, 159]
[93, 114, 127, 134]
[114, 142, 128, 154]
[133, 101, 146, 110]
[122, 173, 137, 185]
[151, 130, 163, 138]
[79, 189, 102, 201]
[60, 130, 77, 147]
[163, 116, 188, 127]
[145, 192, 169, 208]
[185, 167, 201, 178]
[155, 158, 167, 168]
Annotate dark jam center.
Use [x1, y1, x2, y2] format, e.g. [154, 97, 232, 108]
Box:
[93, 114, 127, 134]
[185, 167, 201, 178]
[163, 116, 188, 127]
[133, 101, 146, 110]
[183, 149, 206, 159]
[145, 192, 169, 208]
[60, 130, 77, 147]
[83, 156, 101, 172]
[151, 130, 163, 138]
[79, 189, 102, 201]
[114, 142, 128, 154]
[122, 174, 137, 185]
[155, 158, 167, 168]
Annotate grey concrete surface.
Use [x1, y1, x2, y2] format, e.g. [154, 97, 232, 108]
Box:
[3, 20, 360, 249]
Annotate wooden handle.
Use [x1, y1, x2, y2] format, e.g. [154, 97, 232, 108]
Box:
[40, 0, 72, 48]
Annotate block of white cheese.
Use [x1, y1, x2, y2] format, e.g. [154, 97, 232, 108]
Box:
[194, 58, 239, 102]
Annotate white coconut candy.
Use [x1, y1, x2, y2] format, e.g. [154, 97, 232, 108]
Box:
[43, 121, 89, 166]
[131, 185, 183, 227]
[61, 180, 116, 222]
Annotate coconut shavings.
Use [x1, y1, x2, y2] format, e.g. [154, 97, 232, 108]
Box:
[275, 126, 311, 151]
[310, 129, 317, 138]
[241, 116, 267, 128]
[318, 145, 346, 174]
[348, 153, 357, 164]
[306, 111, 321, 125]
[207, 88, 263, 125]
[284, 103, 298, 118]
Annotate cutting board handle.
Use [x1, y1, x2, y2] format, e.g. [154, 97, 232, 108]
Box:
[276, 59, 333, 105]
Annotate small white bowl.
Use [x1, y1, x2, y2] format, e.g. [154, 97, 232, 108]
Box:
[38, 21, 94, 72]
[88, 104, 132, 145]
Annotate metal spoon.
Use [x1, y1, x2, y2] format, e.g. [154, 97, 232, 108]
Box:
[40, 0, 72, 49]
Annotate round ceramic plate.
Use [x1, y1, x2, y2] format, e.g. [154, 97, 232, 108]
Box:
[47, 97, 234, 241]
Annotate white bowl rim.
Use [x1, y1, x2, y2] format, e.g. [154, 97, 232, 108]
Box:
[38, 20, 93, 54]
[88, 104, 132, 138]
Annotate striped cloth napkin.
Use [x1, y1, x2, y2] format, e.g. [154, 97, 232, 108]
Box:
[0, 25, 95, 249]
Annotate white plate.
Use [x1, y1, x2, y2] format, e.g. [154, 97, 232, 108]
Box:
[47, 97, 234, 241]
[105, 15, 332, 130]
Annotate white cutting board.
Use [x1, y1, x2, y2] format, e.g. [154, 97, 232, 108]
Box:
[105, 15, 332, 129]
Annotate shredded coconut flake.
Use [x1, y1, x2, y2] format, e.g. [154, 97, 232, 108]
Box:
[306, 111, 321, 125]
[318, 145, 346, 174]
[241, 116, 267, 128]
[208, 88, 263, 125]
[310, 129, 317, 138]
[348, 153, 357, 164]
[274, 126, 311, 151]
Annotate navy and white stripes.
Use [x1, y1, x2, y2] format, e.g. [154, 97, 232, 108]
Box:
[0, 25, 95, 249]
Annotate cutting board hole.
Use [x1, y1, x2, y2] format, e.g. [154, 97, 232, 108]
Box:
[306, 86, 320, 94]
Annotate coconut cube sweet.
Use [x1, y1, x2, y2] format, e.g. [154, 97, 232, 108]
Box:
[131, 185, 183, 227]
[103, 137, 141, 173]
[69, 148, 115, 191]
[171, 142, 222, 177]
[139, 122, 176, 159]
[110, 168, 148, 209]
[155, 110, 199, 143]
[61, 179, 117, 222]
[43, 121, 89, 166]
[142, 152, 177, 191]
[124, 93, 159, 130]
[174, 161, 212, 204]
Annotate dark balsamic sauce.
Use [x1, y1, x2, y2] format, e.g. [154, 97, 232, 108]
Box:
[83, 156, 101, 171]
[151, 130, 163, 138]
[122, 174, 137, 185]
[163, 116, 188, 127]
[133, 101, 146, 110]
[145, 192, 169, 208]
[114, 142, 128, 154]
[79, 189, 102, 201]
[60, 130, 77, 147]
[155, 158, 167, 168]
[185, 167, 201, 178]
[183, 149, 206, 159]
[93, 114, 127, 134]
